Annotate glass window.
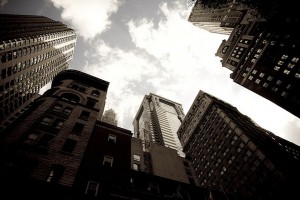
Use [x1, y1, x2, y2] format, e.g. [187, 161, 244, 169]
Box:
[63, 107, 72, 115]
[108, 134, 116, 143]
[103, 156, 113, 167]
[61, 139, 77, 153]
[72, 122, 84, 134]
[133, 154, 141, 162]
[85, 181, 99, 196]
[46, 164, 65, 184]
[41, 116, 52, 126]
[133, 163, 139, 171]
[79, 111, 90, 120]
[53, 119, 64, 129]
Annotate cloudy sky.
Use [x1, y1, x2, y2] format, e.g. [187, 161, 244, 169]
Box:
[1, 0, 300, 145]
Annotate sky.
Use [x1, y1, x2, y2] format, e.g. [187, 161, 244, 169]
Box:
[1, 0, 300, 146]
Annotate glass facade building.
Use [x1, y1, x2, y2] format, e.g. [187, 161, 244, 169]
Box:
[0, 14, 77, 131]
[133, 93, 185, 157]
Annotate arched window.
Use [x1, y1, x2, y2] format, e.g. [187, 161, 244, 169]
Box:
[61, 93, 80, 103]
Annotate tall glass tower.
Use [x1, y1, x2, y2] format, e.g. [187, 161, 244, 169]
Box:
[133, 93, 185, 157]
[0, 14, 77, 131]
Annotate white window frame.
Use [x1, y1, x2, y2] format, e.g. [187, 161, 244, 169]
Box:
[85, 181, 99, 196]
[103, 155, 113, 167]
[108, 134, 117, 143]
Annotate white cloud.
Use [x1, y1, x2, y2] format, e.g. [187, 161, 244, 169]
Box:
[82, 40, 160, 129]
[74, 1, 300, 145]
[49, 0, 119, 40]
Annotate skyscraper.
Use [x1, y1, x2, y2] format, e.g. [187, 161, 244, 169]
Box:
[177, 90, 300, 200]
[0, 14, 77, 131]
[215, 8, 300, 118]
[102, 108, 118, 126]
[133, 93, 185, 157]
[188, 0, 248, 35]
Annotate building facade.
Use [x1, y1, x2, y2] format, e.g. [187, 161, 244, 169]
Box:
[215, 10, 300, 118]
[133, 93, 185, 157]
[0, 14, 77, 131]
[188, 0, 248, 35]
[0, 69, 109, 199]
[177, 90, 300, 200]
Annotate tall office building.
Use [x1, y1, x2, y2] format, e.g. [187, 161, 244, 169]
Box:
[133, 93, 185, 157]
[177, 90, 300, 200]
[188, 0, 248, 35]
[215, 9, 300, 118]
[102, 108, 118, 126]
[0, 14, 77, 131]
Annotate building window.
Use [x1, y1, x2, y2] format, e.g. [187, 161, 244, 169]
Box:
[91, 90, 100, 97]
[259, 73, 265, 78]
[53, 119, 64, 130]
[24, 131, 39, 145]
[38, 134, 54, 148]
[287, 63, 295, 69]
[63, 107, 72, 115]
[85, 181, 99, 196]
[133, 163, 140, 171]
[61, 139, 77, 153]
[274, 66, 280, 71]
[69, 82, 87, 93]
[281, 55, 288, 59]
[41, 116, 52, 126]
[103, 156, 113, 167]
[133, 154, 141, 162]
[276, 80, 283, 85]
[283, 69, 290, 75]
[262, 83, 269, 88]
[255, 79, 261, 84]
[61, 93, 80, 103]
[46, 164, 65, 184]
[281, 91, 288, 97]
[79, 111, 90, 120]
[86, 98, 97, 108]
[52, 104, 62, 112]
[108, 134, 116, 143]
[72, 122, 84, 134]
[248, 75, 253, 80]
[267, 76, 273, 81]
[291, 57, 299, 63]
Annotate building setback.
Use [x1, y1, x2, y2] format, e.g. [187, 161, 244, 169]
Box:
[0, 14, 77, 131]
[177, 90, 300, 200]
[133, 93, 185, 157]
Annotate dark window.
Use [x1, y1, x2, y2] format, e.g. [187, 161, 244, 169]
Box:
[38, 134, 54, 148]
[61, 139, 77, 153]
[41, 116, 52, 126]
[72, 122, 84, 134]
[46, 164, 65, 184]
[91, 90, 100, 97]
[52, 104, 62, 112]
[86, 98, 97, 108]
[61, 93, 80, 103]
[63, 107, 72, 115]
[79, 111, 90, 120]
[53, 119, 64, 130]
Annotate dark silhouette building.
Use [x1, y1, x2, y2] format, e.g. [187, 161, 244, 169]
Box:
[177, 90, 300, 200]
[0, 14, 77, 131]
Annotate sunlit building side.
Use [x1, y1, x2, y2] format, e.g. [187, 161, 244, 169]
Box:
[133, 93, 185, 157]
[0, 14, 77, 132]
